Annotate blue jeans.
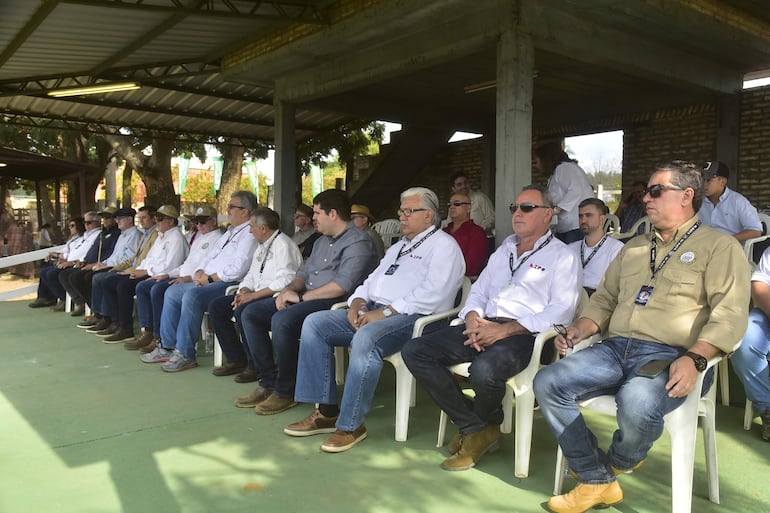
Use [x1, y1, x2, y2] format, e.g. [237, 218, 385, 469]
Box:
[402, 323, 538, 434]
[135, 278, 172, 337]
[533, 337, 713, 484]
[159, 281, 235, 359]
[38, 265, 65, 301]
[207, 294, 249, 367]
[91, 271, 115, 316]
[732, 308, 770, 413]
[240, 296, 341, 397]
[294, 307, 421, 431]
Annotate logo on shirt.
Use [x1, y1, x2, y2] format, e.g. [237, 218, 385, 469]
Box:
[409, 254, 423, 260]
[529, 263, 546, 272]
[680, 251, 696, 264]
[201, 243, 209, 249]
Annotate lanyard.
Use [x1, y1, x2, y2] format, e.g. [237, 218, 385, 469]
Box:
[258, 230, 280, 275]
[509, 233, 553, 279]
[211, 223, 248, 259]
[649, 221, 700, 281]
[394, 227, 438, 264]
[580, 234, 608, 268]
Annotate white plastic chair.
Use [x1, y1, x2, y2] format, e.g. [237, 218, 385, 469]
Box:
[436, 289, 589, 478]
[744, 399, 754, 430]
[211, 284, 240, 368]
[333, 277, 472, 441]
[372, 219, 402, 249]
[603, 214, 620, 234]
[612, 216, 651, 241]
[758, 212, 770, 235]
[552, 337, 720, 513]
[743, 234, 770, 271]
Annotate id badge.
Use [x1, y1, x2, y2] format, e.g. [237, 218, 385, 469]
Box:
[634, 285, 654, 306]
[384, 264, 399, 275]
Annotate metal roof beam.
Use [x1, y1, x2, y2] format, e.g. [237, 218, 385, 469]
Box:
[0, 0, 58, 67]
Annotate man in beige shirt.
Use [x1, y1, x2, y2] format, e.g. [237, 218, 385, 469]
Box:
[534, 160, 750, 513]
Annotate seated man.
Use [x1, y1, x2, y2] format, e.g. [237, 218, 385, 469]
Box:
[402, 185, 581, 471]
[87, 206, 157, 337]
[615, 181, 646, 233]
[208, 207, 303, 380]
[351, 204, 385, 260]
[698, 160, 762, 242]
[732, 244, 770, 442]
[97, 205, 189, 343]
[141, 191, 258, 372]
[443, 171, 495, 235]
[569, 198, 623, 296]
[285, 187, 465, 452]
[292, 204, 321, 258]
[231, 189, 378, 415]
[534, 161, 749, 513]
[443, 192, 489, 277]
[126, 205, 221, 352]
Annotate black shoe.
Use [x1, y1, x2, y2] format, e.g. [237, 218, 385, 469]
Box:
[28, 298, 55, 308]
[87, 318, 111, 333]
[234, 368, 259, 383]
[78, 316, 99, 328]
[70, 304, 86, 317]
[212, 361, 248, 377]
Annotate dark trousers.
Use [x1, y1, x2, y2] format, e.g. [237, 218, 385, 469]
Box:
[208, 294, 249, 367]
[38, 265, 66, 301]
[102, 273, 149, 332]
[402, 323, 539, 434]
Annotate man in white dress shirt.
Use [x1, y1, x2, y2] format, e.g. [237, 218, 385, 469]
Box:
[208, 207, 303, 383]
[403, 185, 582, 471]
[285, 187, 465, 452]
[141, 191, 258, 372]
[99, 205, 189, 343]
[697, 160, 762, 242]
[127, 205, 222, 352]
[569, 198, 623, 296]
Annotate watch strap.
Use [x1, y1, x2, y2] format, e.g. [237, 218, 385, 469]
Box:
[684, 351, 707, 372]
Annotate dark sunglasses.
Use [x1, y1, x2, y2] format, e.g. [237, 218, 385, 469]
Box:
[447, 201, 471, 207]
[509, 202, 550, 214]
[644, 183, 683, 198]
[84, 220, 99, 224]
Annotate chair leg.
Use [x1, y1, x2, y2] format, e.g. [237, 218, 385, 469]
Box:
[744, 399, 754, 430]
[501, 385, 513, 434]
[717, 359, 730, 406]
[393, 364, 414, 442]
[702, 401, 720, 504]
[334, 346, 346, 385]
[553, 446, 567, 496]
[65, 292, 72, 313]
[437, 410, 448, 447]
[667, 410, 699, 513]
[213, 335, 223, 368]
[513, 390, 535, 478]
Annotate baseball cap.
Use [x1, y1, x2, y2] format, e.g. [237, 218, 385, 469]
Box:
[703, 161, 729, 179]
[114, 207, 137, 218]
[192, 205, 218, 221]
[155, 204, 180, 220]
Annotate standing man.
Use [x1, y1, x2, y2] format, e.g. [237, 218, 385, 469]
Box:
[285, 187, 465, 452]
[534, 161, 750, 513]
[569, 198, 623, 296]
[732, 244, 770, 442]
[127, 205, 221, 352]
[444, 172, 495, 234]
[232, 189, 378, 415]
[698, 160, 762, 242]
[444, 192, 489, 277]
[403, 185, 581, 471]
[141, 191, 258, 372]
[208, 207, 303, 380]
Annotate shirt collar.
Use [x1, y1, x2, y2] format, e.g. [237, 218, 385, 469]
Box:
[653, 215, 699, 245]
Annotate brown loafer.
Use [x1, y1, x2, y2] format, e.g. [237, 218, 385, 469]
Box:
[320, 425, 367, 453]
[70, 304, 86, 317]
[233, 368, 259, 383]
[139, 338, 160, 354]
[212, 360, 247, 377]
[124, 331, 155, 350]
[254, 393, 297, 415]
[234, 386, 274, 408]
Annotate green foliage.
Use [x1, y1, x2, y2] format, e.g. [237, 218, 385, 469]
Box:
[297, 121, 384, 176]
[300, 161, 346, 206]
[182, 170, 217, 204]
[586, 171, 622, 189]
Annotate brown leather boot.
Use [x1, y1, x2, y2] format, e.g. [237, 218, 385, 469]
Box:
[440, 424, 500, 471]
[124, 330, 154, 350]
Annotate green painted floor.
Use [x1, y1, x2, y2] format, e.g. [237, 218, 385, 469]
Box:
[1, 298, 769, 513]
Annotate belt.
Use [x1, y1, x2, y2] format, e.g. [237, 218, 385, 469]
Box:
[487, 317, 515, 323]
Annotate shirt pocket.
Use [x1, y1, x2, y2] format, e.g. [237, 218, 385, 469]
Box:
[655, 268, 700, 306]
[618, 269, 645, 304]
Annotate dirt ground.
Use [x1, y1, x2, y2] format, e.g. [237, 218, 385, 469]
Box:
[0, 271, 37, 298]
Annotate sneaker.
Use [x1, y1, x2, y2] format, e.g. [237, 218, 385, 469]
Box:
[161, 349, 199, 373]
[234, 386, 274, 408]
[320, 425, 367, 453]
[547, 481, 623, 513]
[86, 318, 111, 333]
[254, 393, 297, 415]
[284, 409, 338, 437]
[440, 424, 500, 471]
[140, 346, 173, 363]
[762, 409, 770, 442]
[139, 338, 160, 354]
[103, 331, 134, 344]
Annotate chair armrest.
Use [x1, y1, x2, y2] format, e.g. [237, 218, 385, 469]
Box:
[225, 285, 239, 295]
[331, 301, 348, 310]
[412, 306, 463, 338]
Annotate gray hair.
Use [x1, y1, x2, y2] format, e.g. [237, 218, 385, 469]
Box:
[83, 211, 99, 222]
[230, 190, 258, 215]
[252, 207, 280, 230]
[401, 187, 441, 228]
[655, 160, 704, 212]
[521, 184, 554, 208]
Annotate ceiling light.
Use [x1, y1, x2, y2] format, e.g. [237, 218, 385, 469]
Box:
[0, 162, 7, 167]
[47, 82, 140, 98]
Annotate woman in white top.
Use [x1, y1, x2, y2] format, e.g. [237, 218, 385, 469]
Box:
[536, 142, 595, 244]
[29, 217, 86, 308]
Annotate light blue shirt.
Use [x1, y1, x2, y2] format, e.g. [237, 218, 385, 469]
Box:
[102, 227, 141, 266]
[698, 187, 761, 236]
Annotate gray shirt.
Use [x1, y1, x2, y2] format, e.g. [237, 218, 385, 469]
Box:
[297, 222, 378, 293]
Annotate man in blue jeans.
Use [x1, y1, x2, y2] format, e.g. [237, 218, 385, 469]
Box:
[236, 189, 378, 416]
[732, 244, 770, 442]
[284, 187, 465, 452]
[534, 161, 750, 513]
[140, 191, 258, 372]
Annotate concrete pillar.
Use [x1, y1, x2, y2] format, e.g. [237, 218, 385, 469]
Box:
[480, 130, 495, 197]
[494, 2, 534, 243]
[274, 99, 297, 234]
[716, 94, 740, 190]
[105, 157, 117, 206]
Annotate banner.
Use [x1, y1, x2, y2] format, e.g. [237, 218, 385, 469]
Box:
[177, 156, 190, 195]
[212, 156, 224, 192]
[244, 160, 259, 200]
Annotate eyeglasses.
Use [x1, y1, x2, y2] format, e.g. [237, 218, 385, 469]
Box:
[643, 183, 684, 198]
[553, 323, 573, 352]
[227, 204, 246, 210]
[397, 208, 428, 217]
[85, 220, 99, 224]
[509, 203, 550, 214]
[447, 201, 471, 207]
[69, 223, 76, 228]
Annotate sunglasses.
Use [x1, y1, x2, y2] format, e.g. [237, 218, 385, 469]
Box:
[227, 204, 246, 210]
[397, 208, 428, 217]
[69, 223, 76, 228]
[509, 203, 550, 214]
[644, 183, 683, 198]
[447, 201, 471, 207]
[85, 220, 99, 224]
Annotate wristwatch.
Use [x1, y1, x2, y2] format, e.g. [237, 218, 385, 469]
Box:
[382, 306, 394, 317]
[207, 275, 214, 284]
[298, 292, 304, 302]
[684, 351, 707, 372]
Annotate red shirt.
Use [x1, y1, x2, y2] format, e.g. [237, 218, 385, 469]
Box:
[444, 220, 489, 277]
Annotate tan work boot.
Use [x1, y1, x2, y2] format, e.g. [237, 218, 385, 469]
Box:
[547, 481, 623, 513]
[447, 432, 464, 454]
[440, 424, 500, 471]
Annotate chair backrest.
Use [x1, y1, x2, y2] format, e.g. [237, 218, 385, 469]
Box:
[744, 234, 770, 268]
[603, 214, 620, 234]
[759, 212, 770, 236]
[372, 219, 402, 249]
[611, 216, 651, 242]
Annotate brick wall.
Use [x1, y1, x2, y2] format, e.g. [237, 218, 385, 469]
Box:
[739, 86, 770, 209]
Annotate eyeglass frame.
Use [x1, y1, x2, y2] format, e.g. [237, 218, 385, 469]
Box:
[227, 204, 247, 211]
[508, 202, 551, 214]
[447, 201, 471, 207]
[397, 208, 429, 217]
